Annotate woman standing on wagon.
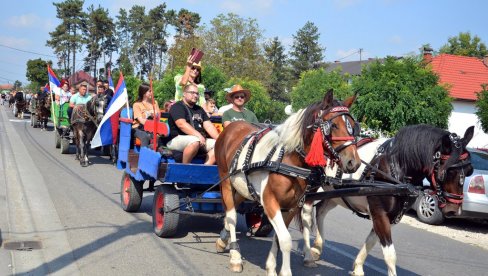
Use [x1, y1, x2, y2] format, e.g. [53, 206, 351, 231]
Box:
[174, 54, 206, 106]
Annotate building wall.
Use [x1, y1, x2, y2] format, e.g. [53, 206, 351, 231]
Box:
[449, 100, 488, 148]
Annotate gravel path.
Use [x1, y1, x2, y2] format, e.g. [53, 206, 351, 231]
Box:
[400, 214, 488, 250]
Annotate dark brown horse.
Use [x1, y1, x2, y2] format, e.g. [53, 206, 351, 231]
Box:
[215, 89, 361, 275]
[36, 93, 51, 130]
[302, 124, 474, 276]
[71, 94, 107, 167]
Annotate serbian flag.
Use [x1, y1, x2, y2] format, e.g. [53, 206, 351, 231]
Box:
[47, 65, 61, 95]
[91, 72, 129, 148]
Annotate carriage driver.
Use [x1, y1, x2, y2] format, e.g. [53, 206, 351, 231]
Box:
[68, 84, 92, 120]
[167, 83, 219, 165]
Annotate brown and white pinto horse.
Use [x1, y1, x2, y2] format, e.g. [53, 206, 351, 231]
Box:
[215, 89, 361, 275]
[301, 124, 474, 276]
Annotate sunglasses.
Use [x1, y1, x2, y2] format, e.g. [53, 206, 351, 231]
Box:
[233, 95, 245, 99]
[191, 66, 200, 71]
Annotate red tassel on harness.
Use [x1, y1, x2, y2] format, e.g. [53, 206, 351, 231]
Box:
[305, 130, 327, 167]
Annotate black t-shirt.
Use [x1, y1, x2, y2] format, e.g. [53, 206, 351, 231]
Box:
[168, 101, 209, 139]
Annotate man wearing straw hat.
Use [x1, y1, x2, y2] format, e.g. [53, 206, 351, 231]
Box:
[222, 84, 259, 127]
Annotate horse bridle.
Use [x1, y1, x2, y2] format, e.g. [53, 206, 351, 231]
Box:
[430, 133, 471, 207]
[310, 106, 360, 166]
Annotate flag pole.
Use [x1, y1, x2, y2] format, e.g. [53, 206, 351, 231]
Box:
[47, 64, 57, 131]
[150, 72, 158, 151]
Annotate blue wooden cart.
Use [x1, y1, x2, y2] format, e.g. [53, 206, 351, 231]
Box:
[116, 113, 267, 237]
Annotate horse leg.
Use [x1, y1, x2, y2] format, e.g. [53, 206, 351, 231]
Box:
[301, 202, 317, 267]
[216, 177, 245, 272]
[351, 228, 378, 276]
[311, 199, 338, 261]
[265, 207, 292, 276]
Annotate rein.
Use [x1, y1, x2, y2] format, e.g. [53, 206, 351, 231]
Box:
[430, 151, 470, 206]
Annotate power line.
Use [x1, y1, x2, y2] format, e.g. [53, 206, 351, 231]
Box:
[0, 43, 56, 58]
[0, 76, 15, 82]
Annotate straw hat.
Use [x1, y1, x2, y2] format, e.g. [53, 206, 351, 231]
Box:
[225, 84, 251, 103]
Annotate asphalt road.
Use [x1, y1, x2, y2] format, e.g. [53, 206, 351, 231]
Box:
[1, 105, 487, 276]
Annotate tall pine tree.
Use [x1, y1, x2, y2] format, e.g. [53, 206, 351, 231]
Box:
[290, 21, 324, 80]
[264, 37, 291, 102]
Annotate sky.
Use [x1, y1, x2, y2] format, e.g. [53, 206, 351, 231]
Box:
[0, 0, 486, 86]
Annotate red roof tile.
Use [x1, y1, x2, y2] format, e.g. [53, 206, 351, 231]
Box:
[0, 84, 14, 90]
[428, 54, 488, 101]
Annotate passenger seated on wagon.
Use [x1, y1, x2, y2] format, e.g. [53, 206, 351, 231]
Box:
[54, 79, 71, 105]
[68, 84, 92, 120]
[167, 83, 219, 165]
[132, 83, 160, 147]
[222, 84, 259, 127]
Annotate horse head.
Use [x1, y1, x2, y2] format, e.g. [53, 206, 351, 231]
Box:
[87, 94, 107, 124]
[433, 126, 474, 216]
[302, 89, 361, 173]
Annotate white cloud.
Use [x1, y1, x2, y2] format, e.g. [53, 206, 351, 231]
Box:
[6, 13, 54, 32]
[389, 35, 403, 45]
[0, 36, 31, 48]
[7, 13, 40, 28]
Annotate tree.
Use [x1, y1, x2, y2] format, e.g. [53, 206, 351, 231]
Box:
[291, 68, 352, 110]
[26, 59, 51, 89]
[351, 57, 452, 133]
[201, 64, 228, 96]
[475, 84, 488, 133]
[290, 21, 324, 80]
[13, 80, 22, 90]
[439, 32, 488, 58]
[202, 13, 269, 83]
[48, 0, 86, 77]
[83, 4, 114, 78]
[264, 37, 292, 102]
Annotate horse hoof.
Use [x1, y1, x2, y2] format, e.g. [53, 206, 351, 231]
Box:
[311, 247, 321, 261]
[229, 263, 243, 273]
[349, 271, 364, 276]
[81, 162, 88, 167]
[216, 239, 227, 253]
[304, 260, 317, 268]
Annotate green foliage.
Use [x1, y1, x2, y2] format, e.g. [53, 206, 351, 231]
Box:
[202, 13, 269, 83]
[475, 84, 488, 133]
[264, 37, 292, 102]
[26, 58, 50, 89]
[439, 31, 488, 58]
[290, 21, 324, 80]
[352, 57, 452, 133]
[13, 80, 22, 89]
[153, 70, 180, 105]
[202, 64, 228, 96]
[48, 0, 85, 76]
[83, 4, 115, 78]
[291, 68, 352, 110]
[124, 75, 142, 104]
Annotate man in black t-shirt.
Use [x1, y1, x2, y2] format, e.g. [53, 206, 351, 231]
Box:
[167, 84, 219, 164]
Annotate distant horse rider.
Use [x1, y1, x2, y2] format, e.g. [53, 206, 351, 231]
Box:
[68, 84, 92, 120]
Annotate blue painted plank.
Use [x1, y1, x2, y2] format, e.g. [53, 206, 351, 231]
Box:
[164, 164, 220, 185]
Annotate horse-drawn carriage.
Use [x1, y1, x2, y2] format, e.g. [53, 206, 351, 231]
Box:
[30, 93, 51, 129]
[116, 111, 268, 237]
[52, 102, 72, 154]
[116, 90, 475, 275]
[13, 91, 27, 119]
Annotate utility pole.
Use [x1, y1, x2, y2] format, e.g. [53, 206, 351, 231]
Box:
[359, 48, 363, 62]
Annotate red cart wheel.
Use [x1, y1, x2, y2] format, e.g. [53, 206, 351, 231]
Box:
[120, 172, 143, 212]
[153, 185, 179, 237]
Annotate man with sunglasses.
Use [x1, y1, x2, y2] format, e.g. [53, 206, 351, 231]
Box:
[167, 83, 219, 164]
[222, 84, 259, 127]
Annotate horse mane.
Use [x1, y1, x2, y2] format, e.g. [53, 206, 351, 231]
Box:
[390, 124, 452, 173]
[268, 98, 345, 154]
